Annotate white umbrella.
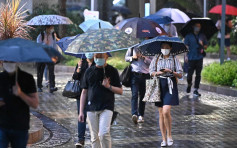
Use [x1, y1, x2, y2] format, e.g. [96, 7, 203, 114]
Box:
[155, 8, 190, 23]
[27, 15, 73, 26]
[79, 19, 113, 32]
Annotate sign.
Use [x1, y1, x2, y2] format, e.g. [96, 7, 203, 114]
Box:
[83, 9, 99, 21]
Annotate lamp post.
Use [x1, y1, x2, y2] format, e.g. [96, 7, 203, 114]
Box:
[220, 0, 226, 64]
[203, 0, 207, 17]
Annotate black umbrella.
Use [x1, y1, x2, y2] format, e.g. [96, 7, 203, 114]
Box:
[114, 17, 167, 38]
[111, 6, 131, 15]
[180, 18, 218, 40]
[138, 36, 188, 56]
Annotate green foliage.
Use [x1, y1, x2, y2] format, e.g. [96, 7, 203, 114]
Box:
[202, 61, 237, 87]
[206, 44, 237, 55]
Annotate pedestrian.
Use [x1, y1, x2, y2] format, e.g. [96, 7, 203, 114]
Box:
[184, 23, 208, 97]
[149, 42, 183, 147]
[163, 23, 178, 37]
[36, 25, 59, 93]
[0, 62, 39, 148]
[78, 53, 122, 148]
[125, 46, 153, 124]
[74, 53, 95, 147]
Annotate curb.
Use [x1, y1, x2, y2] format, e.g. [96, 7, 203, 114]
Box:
[55, 65, 237, 97]
[205, 53, 237, 60]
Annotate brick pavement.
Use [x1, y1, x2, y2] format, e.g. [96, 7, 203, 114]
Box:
[29, 72, 237, 148]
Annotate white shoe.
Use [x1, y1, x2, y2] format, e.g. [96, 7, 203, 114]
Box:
[132, 115, 138, 124]
[227, 58, 231, 61]
[167, 138, 174, 146]
[161, 140, 167, 147]
[137, 116, 144, 123]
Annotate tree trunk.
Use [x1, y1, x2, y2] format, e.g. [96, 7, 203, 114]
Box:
[58, 0, 67, 38]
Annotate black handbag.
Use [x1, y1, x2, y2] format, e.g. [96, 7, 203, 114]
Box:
[62, 79, 81, 99]
[120, 65, 132, 87]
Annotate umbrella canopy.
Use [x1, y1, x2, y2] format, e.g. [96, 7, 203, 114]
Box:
[65, 29, 140, 55]
[79, 19, 113, 32]
[138, 36, 188, 56]
[111, 6, 131, 15]
[155, 8, 190, 23]
[114, 17, 167, 38]
[180, 18, 218, 40]
[0, 38, 61, 62]
[209, 4, 237, 16]
[145, 15, 173, 24]
[27, 15, 73, 26]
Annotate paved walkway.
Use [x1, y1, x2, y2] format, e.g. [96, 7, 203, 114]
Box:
[29, 71, 237, 148]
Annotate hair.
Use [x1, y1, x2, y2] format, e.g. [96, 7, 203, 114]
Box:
[161, 41, 172, 48]
[226, 18, 232, 23]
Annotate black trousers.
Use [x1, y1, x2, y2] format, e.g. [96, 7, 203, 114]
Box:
[37, 63, 55, 88]
[187, 59, 203, 89]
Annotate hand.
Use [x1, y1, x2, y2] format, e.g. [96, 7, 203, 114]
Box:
[13, 82, 22, 97]
[156, 71, 163, 76]
[199, 40, 203, 46]
[78, 113, 84, 122]
[163, 68, 172, 73]
[78, 60, 82, 67]
[102, 77, 110, 88]
[0, 100, 5, 107]
[132, 55, 138, 60]
[185, 56, 188, 63]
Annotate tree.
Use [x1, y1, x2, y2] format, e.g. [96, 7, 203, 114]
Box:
[58, 0, 67, 38]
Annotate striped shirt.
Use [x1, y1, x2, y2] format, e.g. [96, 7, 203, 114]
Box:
[149, 55, 183, 76]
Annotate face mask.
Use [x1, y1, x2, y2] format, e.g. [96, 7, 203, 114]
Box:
[3, 63, 17, 73]
[194, 27, 200, 32]
[94, 58, 105, 66]
[85, 53, 94, 59]
[161, 49, 171, 56]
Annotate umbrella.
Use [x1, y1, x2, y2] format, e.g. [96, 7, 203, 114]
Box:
[79, 19, 113, 32]
[65, 29, 140, 55]
[114, 17, 167, 38]
[57, 35, 112, 58]
[180, 18, 218, 40]
[209, 4, 237, 16]
[138, 36, 188, 56]
[111, 6, 131, 15]
[27, 15, 73, 26]
[155, 8, 190, 23]
[145, 15, 173, 24]
[0, 38, 61, 62]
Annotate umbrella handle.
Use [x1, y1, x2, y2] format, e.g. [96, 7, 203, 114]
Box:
[99, 22, 101, 29]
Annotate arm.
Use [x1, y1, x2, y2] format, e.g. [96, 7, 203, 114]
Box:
[125, 48, 133, 62]
[78, 89, 88, 122]
[13, 82, 39, 109]
[102, 78, 123, 95]
[72, 62, 82, 80]
[36, 34, 43, 44]
[149, 56, 163, 77]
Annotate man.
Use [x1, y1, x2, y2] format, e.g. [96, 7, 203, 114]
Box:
[36, 25, 58, 93]
[0, 62, 39, 148]
[125, 46, 152, 124]
[78, 53, 122, 148]
[184, 23, 208, 97]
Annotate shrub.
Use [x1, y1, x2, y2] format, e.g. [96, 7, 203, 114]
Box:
[202, 61, 237, 87]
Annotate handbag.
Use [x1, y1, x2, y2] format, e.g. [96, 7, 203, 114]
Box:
[62, 79, 81, 99]
[120, 65, 132, 87]
[143, 55, 161, 103]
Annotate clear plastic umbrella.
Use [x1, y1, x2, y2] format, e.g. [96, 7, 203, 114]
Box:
[79, 19, 113, 32]
[155, 8, 190, 24]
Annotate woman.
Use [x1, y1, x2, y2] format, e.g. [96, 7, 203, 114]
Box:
[73, 53, 95, 147]
[149, 42, 183, 147]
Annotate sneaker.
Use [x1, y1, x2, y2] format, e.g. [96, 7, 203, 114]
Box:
[132, 115, 138, 124]
[193, 90, 201, 97]
[167, 138, 174, 146]
[50, 87, 58, 93]
[227, 58, 231, 61]
[161, 140, 167, 147]
[37, 88, 43, 92]
[75, 140, 84, 148]
[186, 85, 191, 94]
[137, 116, 144, 123]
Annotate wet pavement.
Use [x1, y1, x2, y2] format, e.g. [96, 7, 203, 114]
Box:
[28, 72, 237, 148]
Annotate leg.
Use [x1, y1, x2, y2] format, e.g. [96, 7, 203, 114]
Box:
[37, 63, 46, 88]
[158, 108, 166, 141]
[87, 111, 101, 148]
[162, 105, 172, 139]
[187, 60, 196, 86]
[138, 76, 146, 116]
[0, 128, 9, 148]
[98, 110, 113, 148]
[77, 99, 86, 143]
[226, 46, 231, 59]
[131, 74, 139, 116]
[47, 63, 55, 88]
[9, 129, 28, 148]
[44, 65, 48, 81]
[194, 59, 203, 90]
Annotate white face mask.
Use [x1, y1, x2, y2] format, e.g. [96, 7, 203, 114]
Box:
[3, 63, 17, 73]
[161, 49, 171, 56]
